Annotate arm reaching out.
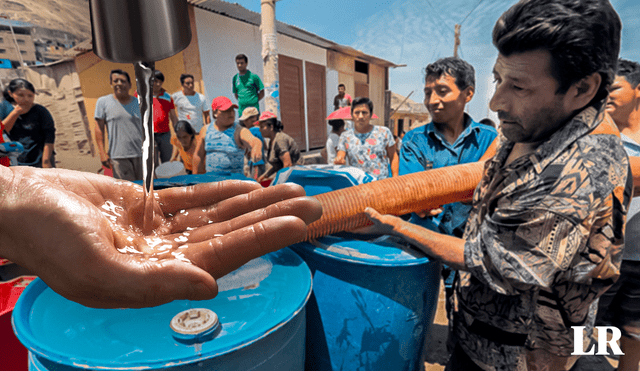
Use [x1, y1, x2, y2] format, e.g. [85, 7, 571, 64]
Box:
[0, 166, 322, 308]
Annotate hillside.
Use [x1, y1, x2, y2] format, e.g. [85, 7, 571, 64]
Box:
[0, 0, 91, 42]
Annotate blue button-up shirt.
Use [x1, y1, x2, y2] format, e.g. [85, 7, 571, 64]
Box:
[399, 114, 498, 237]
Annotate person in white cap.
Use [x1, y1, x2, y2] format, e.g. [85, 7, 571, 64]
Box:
[239, 107, 266, 179]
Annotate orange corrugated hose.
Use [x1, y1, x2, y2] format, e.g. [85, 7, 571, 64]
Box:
[306, 137, 640, 241]
[305, 136, 499, 240]
[306, 160, 485, 240]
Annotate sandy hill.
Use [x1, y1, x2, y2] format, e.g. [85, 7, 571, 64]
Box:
[0, 0, 91, 41]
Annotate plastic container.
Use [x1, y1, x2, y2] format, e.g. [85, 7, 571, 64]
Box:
[13, 248, 311, 371]
[155, 161, 187, 178]
[134, 172, 255, 190]
[272, 165, 374, 196]
[291, 235, 441, 371]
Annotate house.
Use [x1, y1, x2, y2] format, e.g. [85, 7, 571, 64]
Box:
[189, 0, 399, 151]
[0, 19, 37, 67]
[0, 19, 81, 66]
[389, 91, 430, 136]
[73, 0, 398, 155]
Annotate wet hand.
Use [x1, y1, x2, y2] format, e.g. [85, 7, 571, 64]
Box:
[0, 167, 322, 308]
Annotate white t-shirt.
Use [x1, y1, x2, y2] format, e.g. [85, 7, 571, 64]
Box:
[171, 91, 209, 133]
[326, 132, 348, 165]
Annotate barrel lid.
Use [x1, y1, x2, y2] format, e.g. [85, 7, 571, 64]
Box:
[12, 248, 311, 369]
[296, 234, 430, 266]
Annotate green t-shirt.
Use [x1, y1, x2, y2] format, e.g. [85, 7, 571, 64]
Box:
[232, 70, 264, 113]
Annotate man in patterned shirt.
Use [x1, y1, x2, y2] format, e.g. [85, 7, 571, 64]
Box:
[364, 0, 631, 369]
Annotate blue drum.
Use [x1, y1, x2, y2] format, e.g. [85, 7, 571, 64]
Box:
[137, 172, 254, 190]
[13, 248, 311, 371]
[291, 235, 441, 371]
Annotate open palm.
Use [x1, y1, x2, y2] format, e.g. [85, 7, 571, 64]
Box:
[0, 167, 321, 308]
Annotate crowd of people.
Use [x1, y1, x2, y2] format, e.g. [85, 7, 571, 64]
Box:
[2, 0, 640, 369]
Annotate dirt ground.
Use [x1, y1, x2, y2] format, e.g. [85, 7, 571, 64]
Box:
[423, 284, 623, 371]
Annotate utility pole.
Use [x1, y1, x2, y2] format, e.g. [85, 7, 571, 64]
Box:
[453, 24, 461, 58]
[261, 0, 280, 116]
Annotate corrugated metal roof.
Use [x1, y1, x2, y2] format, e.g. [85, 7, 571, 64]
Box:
[188, 0, 398, 68]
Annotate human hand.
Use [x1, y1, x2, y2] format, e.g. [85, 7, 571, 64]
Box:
[250, 147, 262, 164]
[0, 167, 322, 308]
[333, 156, 345, 165]
[100, 156, 112, 169]
[11, 104, 28, 116]
[356, 207, 402, 236]
[415, 207, 443, 218]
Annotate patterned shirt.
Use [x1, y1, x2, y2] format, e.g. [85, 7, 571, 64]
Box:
[454, 104, 632, 370]
[337, 125, 395, 180]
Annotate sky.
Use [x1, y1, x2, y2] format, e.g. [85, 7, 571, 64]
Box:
[231, 0, 640, 123]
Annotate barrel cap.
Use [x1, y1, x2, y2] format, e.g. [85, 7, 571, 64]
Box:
[170, 308, 219, 343]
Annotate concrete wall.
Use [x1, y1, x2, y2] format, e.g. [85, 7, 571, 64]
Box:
[193, 7, 326, 115]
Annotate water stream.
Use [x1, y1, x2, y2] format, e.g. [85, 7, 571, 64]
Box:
[134, 61, 156, 233]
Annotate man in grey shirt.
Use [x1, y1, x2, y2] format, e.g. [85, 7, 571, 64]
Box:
[94, 69, 144, 181]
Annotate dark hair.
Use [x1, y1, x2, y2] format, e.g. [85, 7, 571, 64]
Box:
[479, 118, 496, 128]
[425, 57, 475, 91]
[110, 69, 131, 84]
[263, 118, 284, 132]
[235, 54, 248, 63]
[174, 120, 196, 136]
[493, 0, 621, 104]
[328, 119, 345, 131]
[338, 83, 345, 89]
[616, 59, 640, 88]
[3, 78, 36, 103]
[153, 70, 165, 82]
[351, 97, 373, 114]
[179, 74, 194, 85]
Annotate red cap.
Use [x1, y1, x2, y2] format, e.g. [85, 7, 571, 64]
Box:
[211, 96, 238, 112]
[259, 111, 277, 121]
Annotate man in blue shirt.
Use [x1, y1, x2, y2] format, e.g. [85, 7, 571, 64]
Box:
[399, 57, 497, 338]
[401, 57, 497, 238]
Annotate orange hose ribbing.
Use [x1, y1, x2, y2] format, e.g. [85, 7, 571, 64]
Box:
[306, 161, 486, 240]
[306, 153, 640, 241]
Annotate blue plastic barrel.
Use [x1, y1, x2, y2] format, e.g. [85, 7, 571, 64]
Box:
[291, 235, 441, 371]
[135, 172, 254, 190]
[272, 165, 374, 196]
[13, 248, 311, 371]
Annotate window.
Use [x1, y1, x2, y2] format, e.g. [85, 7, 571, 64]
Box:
[20, 50, 26, 54]
[355, 60, 369, 75]
[0, 37, 3, 43]
[0, 49, 5, 54]
[17, 39, 25, 45]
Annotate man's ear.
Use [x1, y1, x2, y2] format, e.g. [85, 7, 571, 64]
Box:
[567, 72, 601, 111]
[464, 86, 475, 104]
